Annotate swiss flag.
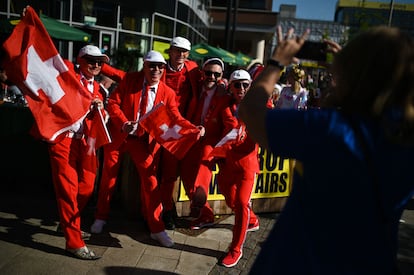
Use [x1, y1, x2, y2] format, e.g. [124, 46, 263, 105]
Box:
[208, 126, 244, 159]
[85, 109, 112, 156]
[2, 6, 92, 142]
[139, 103, 201, 160]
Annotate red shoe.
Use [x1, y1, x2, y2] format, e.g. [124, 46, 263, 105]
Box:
[221, 250, 243, 268]
[190, 186, 207, 218]
[190, 216, 214, 230]
[247, 219, 260, 232]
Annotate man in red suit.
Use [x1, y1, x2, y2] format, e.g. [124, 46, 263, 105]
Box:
[216, 69, 260, 267]
[105, 50, 201, 247]
[50, 45, 108, 260]
[181, 57, 238, 229]
[159, 36, 201, 229]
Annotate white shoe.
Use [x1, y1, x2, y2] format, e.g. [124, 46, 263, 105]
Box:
[90, 219, 106, 234]
[150, 231, 174, 248]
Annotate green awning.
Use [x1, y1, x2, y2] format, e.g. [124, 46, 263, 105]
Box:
[190, 43, 236, 65]
[190, 43, 250, 67]
[235, 52, 252, 66]
[0, 14, 90, 42]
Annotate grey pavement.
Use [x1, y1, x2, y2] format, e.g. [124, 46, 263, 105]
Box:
[0, 185, 414, 275]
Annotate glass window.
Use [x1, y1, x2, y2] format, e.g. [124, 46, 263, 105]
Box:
[154, 15, 173, 38]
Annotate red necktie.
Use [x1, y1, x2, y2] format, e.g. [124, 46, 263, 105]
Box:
[140, 85, 150, 117]
[81, 78, 92, 92]
[199, 91, 208, 124]
[136, 85, 150, 137]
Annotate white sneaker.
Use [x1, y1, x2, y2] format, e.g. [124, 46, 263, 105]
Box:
[90, 219, 106, 234]
[150, 231, 174, 248]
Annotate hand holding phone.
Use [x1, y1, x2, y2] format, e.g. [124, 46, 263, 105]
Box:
[296, 41, 327, 62]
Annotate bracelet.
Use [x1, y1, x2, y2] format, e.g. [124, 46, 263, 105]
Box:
[266, 59, 285, 70]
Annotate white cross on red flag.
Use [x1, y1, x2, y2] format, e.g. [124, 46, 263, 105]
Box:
[2, 6, 92, 142]
[139, 103, 201, 160]
[207, 126, 244, 160]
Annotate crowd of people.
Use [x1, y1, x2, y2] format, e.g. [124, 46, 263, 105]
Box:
[2, 8, 414, 273]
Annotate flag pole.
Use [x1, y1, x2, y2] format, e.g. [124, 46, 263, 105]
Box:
[388, 0, 395, 27]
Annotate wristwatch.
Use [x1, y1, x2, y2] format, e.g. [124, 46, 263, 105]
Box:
[266, 59, 285, 70]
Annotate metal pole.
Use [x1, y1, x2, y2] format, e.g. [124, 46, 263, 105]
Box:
[388, 0, 395, 27]
[173, 0, 178, 38]
[68, 0, 74, 61]
[225, 0, 232, 50]
[7, 0, 11, 18]
[116, 5, 121, 51]
[230, 0, 238, 52]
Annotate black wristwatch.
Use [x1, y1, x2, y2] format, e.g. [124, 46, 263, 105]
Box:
[266, 59, 285, 70]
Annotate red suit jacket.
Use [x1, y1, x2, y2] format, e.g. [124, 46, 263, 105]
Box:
[106, 71, 195, 148]
[192, 85, 238, 147]
[161, 59, 201, 120]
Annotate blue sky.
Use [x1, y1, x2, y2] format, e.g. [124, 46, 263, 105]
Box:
[272, 0, 414, 21]
[272, 0, 338, 21]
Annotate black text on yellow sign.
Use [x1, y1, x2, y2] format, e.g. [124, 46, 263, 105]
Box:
[178, 148, 291, 201]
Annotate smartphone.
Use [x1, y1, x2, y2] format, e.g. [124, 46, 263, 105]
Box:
[296, 41, 327, 62]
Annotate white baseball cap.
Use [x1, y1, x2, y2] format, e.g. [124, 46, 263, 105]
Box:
[78, 45, 109, 62]
[202, 57, 224, 70]
[170, 36, 191, 51]
[144, 50, 166, 64]
[229, 69, 251, 83]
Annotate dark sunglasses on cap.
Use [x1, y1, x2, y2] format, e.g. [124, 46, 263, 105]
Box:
[148, 63, 166, 69]
[233, 82, 250, 89]
[84, 57, 103, 66]
[204, 70, 222, 78]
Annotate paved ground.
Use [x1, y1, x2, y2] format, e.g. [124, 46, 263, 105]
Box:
[0, 184, 413, 275]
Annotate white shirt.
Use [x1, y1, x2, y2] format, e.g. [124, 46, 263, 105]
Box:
[80, 74, 94, 93]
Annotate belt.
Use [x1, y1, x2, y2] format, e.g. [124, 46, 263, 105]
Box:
[66, 132, 85, 139]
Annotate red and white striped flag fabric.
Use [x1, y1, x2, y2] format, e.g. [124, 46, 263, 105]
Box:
[139, 103, 201, 160]
[85, 109, 112, 156]
[208, 126, 244, 159]
[2, 6, 91, 142]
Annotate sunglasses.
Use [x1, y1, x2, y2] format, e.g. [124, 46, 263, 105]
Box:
[204, 71, 222, 78]
[85, 58, 103, 66]
[233, 82, 250, 89]
[148, 63, 165, 70]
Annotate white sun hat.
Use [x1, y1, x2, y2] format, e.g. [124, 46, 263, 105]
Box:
[229, 69, 251, 83]
[78, 45, 109, 62]
[144, 50, 167, 64]
[170, 36, 191, 51]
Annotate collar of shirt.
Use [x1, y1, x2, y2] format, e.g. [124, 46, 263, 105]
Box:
[167, 62, 184, 72]
[80, 74, 94, 93]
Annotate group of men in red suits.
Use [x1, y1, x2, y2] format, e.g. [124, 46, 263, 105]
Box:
[47, 37, 260, 267]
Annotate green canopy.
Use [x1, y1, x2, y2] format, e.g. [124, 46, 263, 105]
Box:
[190, 43, 240, 65]
[0, 14, 90, 42]
[235, 51, 252, 66]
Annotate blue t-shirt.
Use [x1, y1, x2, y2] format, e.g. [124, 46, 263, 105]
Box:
[251, 108, 414, 275]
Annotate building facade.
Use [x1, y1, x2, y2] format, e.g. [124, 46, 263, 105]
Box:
[1, 0, 211, 70]
[335, 0, 414, 38]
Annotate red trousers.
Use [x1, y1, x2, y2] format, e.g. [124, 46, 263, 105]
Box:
[94, 142, 121, 221]
[48, 136, 97, 250]
[217, 160, 258, 253]
[95, 136, 165, 233]
[180, 141, 214, 219]
[159, 149, 179, 211]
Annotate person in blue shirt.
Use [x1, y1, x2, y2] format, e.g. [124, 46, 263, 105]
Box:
[239, 26, 414, 274]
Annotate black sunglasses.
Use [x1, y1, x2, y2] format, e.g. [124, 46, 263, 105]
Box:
[149, 63, 166, 70]
[233, 82, 250, 89]
[204, 70, 222, 78]
[85, 58, 103, 66]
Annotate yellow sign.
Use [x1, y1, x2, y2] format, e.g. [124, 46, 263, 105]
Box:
[338, 0, 414, 11]
[153, 40, 170, 60]
[177, 147, 291, 201]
